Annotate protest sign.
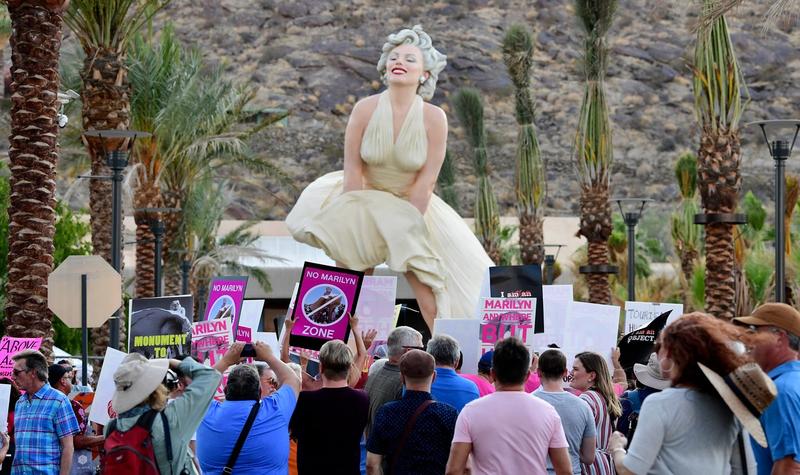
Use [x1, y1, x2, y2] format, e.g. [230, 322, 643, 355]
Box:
[289, 262, 364, 351]
[355, 276, 397, 355]
[532, 285, 573, 351]
[618, 311, 670, 372]
[624, 301, 683, 334]
[479, 298, 535, 355]
[253, 332, 281, 356]
[191, 318, 233, 366]
[0, 384, 9, 432]
[128, 295, 193, 359]
[489, 265, 545, 333]
[433, 319, 481, 375]
[89, 347, 126, 426]
[563, 301, 621, 370]
[203, 276, 249, 329]
[0, 336, 42, 377]
[238, 299, 266, 335]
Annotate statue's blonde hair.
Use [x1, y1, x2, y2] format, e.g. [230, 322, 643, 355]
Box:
[377, 25, 447, 100]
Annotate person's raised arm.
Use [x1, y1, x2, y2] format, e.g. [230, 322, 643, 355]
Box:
[549, 447, 573, 475]
[343, 99, 371, 192]
[408, 105, 447, 215]
[212, 342, 244, 374]
[281, 316, 295, 363]
[445, 442, 471, 475]
[348, 315, 373, 387]
[59, 435, 74, 475]
[255, 341, 301, 397]
[611, 347, 627, 385]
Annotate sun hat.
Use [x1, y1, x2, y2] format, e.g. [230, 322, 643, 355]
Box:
[633, 353, 671, 391]
[733, 302, 800, 337]
[111, 353, 169, 414]
[697, 362, 777, 447]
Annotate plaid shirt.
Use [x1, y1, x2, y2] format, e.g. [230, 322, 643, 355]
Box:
[12, 383, 80, 475]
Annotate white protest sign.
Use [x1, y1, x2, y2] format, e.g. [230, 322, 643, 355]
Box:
[563, 301, 621, 372]
[239, 300, 265, 333]
[533, 285, 573, 351]
[624, 301, 684, 334]
[355, 276, 397, 354]
[253, 332, 281, 356]
[434, 319, 481, 375]
[89, 347, 127, 426]
[479, 298, 535, 354]
[0, 384, 10, 432]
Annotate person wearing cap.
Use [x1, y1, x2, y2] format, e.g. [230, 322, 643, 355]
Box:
[48, 364, 103, 474]
[615, 353, 670, 439]
[366, 349, 458, 475]
[447, 337, 572, 475]
[534, 349, 596, 475]
[608, 313, 761, 475]
[734, 302, 800, 474]
[427, 335, 479, 412]
[106, 343, 230, 475]
[460, 351, 496, 397]
[11, 350, 79, 475]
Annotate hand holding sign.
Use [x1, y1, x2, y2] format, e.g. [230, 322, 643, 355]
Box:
[254, 341, 272, 362]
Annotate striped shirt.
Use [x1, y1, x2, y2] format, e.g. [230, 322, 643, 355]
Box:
[580, 389, 616, 475]
[12, 383, 80, 474]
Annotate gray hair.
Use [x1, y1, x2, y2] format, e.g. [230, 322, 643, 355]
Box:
[427, 335, 461, 367]
[319, 340, 353, 381]
[387, 326, 423, 358]
[224, 364, 260, 401]
[12, 350, 48, 382]
[286, 362, 303, 382]
[377, 24, 447, 100]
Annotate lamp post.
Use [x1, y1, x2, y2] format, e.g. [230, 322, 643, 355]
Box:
[612, 198, 652, 302]
[136, 207, 180, 298]
[542, 244, 565, 285]
[83, 129, 150, 349]
[746, 120, 800, 303]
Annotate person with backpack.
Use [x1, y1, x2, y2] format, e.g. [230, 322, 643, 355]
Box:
[615, 353, 670, 440]
[103, 343, 232, 474]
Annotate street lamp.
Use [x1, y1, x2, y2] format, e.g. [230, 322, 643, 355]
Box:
[83, 129, 150, 349]
[746, 119, 800, 303]
[542, 244, 565, 285]
[612, 198, 653, 301]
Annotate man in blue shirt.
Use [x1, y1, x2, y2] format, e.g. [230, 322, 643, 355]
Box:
[12, 350, 80, 475]
[426, 335, 478, 412]
[735, 303, 800, 475]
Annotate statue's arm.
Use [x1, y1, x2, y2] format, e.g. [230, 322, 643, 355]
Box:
[408, 105, 447, 214]
[343, 99, 372, 193]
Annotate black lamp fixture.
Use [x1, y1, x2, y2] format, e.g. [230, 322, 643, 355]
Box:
[612, 198, 653, 302]
[746, 119, 800, 303]
[542, 244, 565, 285]
[82, 129, 150, 349]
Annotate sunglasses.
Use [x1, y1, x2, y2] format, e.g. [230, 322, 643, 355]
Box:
[402, 345, 425, 351]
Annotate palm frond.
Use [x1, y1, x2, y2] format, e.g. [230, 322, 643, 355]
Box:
[64, 0, 170, 53]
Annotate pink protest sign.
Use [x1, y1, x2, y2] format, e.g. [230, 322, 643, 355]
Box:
[191, 318, 233, 367]
[203, 276, 248, 330]
[0, 337, 43, 377]
[479, 298, 535, 355]
[235, 326, 252, 343]
[289, 262, 364, 351]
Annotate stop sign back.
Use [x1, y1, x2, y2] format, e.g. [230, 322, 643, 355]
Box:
[48, 255, 122, 328]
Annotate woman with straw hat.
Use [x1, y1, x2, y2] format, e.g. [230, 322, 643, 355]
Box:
[608, 313, 774, 475]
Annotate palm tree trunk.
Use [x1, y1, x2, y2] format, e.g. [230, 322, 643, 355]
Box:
[698, 129, 741, 320]
[519, 212, 544, 265]
[5, 0, 68, 359]
[80, 46, 131, 361]
[587, 241, 612, 304]
[133, 176, 161, 298]
[579, 186, 613, 304]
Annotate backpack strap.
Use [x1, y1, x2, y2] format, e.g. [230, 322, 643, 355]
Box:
[389, 399, 434, 474]
[161, 412, 174, 475]
[223, 401, 260, 475]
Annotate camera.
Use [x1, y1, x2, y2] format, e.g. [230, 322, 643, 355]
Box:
[241, 343, 256, 358]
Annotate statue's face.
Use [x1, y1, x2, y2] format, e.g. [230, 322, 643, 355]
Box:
[386, 44, 427, 87]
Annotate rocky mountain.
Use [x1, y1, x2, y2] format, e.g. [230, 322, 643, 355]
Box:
[157, 0, 800, 221]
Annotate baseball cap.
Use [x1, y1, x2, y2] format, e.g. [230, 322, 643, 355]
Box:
[734, 303, 800, 337]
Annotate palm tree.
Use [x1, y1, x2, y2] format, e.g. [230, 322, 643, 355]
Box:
[573, 0, 618, 304]
[452, 88, 501, 264]
[671, 152, 701, 307]
[64, 0, 167, 356]
[4, 0, 70, 358]
[692, 0, 748, 320]
[502, 24, 546, 266]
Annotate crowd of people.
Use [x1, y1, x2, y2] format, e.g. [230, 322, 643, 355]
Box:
[0, 304, 798, 474]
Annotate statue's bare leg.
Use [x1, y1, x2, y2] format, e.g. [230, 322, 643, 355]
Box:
[405, 271, 436, 335]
